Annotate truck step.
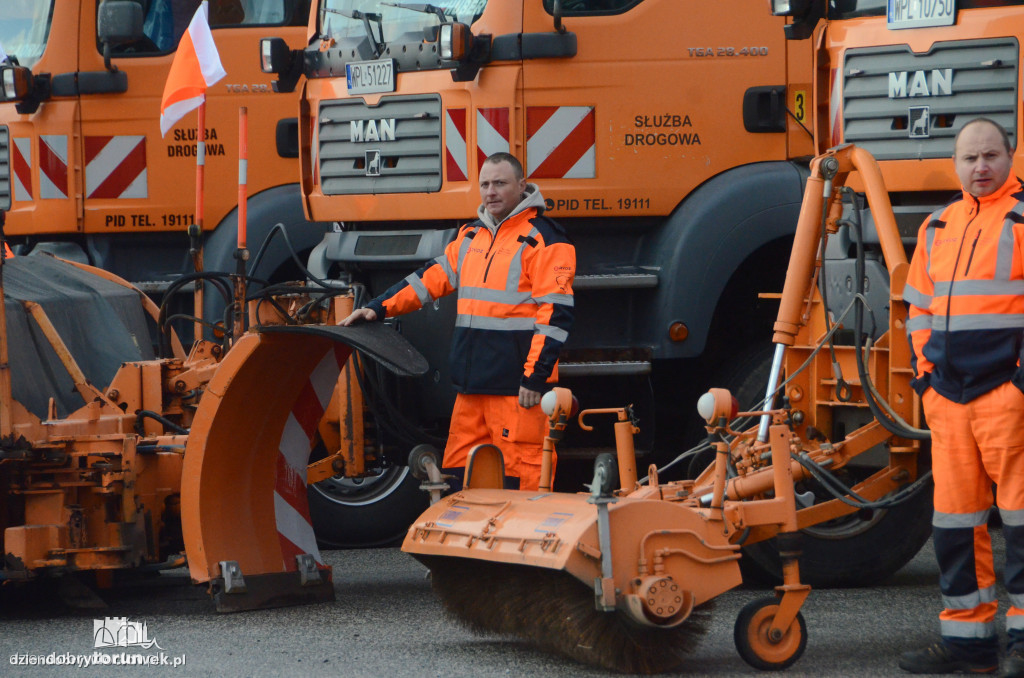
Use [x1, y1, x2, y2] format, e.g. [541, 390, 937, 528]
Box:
[573, 272, 658, 290]
[559, 360, 652, 377]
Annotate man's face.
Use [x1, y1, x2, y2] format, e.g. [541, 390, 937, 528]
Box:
[479, 160, 526, 222]
[954, 122, 1013, 198]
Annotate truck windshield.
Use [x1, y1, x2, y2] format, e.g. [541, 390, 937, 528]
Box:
[318, 0, 487, 43]
[0, 0, 54, 69]
[831, 0, 1024, 19]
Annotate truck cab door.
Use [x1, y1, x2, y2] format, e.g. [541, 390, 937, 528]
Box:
[520, 0, 792, 219]
[1, 1, 83, 238]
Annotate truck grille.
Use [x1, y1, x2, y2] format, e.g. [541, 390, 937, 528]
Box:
[318, 95, 442, 195]
[842, 38, 1018, 160]
[0, 126, 10, 210]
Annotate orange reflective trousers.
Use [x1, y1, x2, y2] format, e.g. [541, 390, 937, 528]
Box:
[442, 393, 554, 491]
[925, 382, 1024, 645]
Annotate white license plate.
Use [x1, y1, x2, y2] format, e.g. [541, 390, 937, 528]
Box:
[346, 59, 395, 95]
[887, 0, 956, 30]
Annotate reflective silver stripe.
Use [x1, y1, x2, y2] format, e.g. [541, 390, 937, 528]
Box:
[996, 202, 1024, 280]
[906, 314, 932, 333]
[534, 293, 574, 306]
[455, 314, 535, 331]
[506, 240, 527, 293]
[1007, 615, 1024, 630]
[940, 619, 996, 639]
[1009, 593, 1024, 611]
[456, 229, 478, 286]
[941, 313, 1024, 331]
[1001, 508, 1024, 527]
[406, 273, 432, 305]
[460, 286, 533, 305]
[436, 254, 457, 289]
[935, 280, 1024, 297]
[924, 208, 944, 281]
[536, 323, 569, 343]
[934, 509, 989, 528]
[943, 586, 996, 610]
[903, 284, 932, 309]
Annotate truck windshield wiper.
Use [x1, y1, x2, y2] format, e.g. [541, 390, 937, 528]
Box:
[321, 7, 385, 58]
[381, 2, 454, 23]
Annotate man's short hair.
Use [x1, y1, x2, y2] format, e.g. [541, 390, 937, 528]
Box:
[954, 117, 1014, 154]
[483, 152, 525, 180]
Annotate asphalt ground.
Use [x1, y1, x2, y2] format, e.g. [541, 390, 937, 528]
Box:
[0, 532, 1011, 677]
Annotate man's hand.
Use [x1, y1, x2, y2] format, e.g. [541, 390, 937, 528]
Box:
[339, 308, 378, 326]
[519, 386, 542, 408]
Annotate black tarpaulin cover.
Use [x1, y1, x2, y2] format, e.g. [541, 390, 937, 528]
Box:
[3, 255, 155, 420]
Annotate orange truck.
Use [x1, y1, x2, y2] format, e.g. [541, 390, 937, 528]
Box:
[0, 1, 419, 546]
[260, 0, 827, 551]
[752, 0, 1024, 580]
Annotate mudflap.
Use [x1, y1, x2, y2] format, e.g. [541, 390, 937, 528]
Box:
[181, 323, 426, 611]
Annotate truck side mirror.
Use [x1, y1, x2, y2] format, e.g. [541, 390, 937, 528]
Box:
[259, 38, 304, 94]
[0, 64, 33, 102]
[97, 1, 145, 70]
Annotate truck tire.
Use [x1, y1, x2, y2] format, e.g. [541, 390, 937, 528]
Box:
[713, 344, 934, 587]
[741, 477, 933, 587]
[307, 465, 429, 548]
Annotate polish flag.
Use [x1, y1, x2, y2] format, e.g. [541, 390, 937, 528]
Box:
[159, 2, 227, 137]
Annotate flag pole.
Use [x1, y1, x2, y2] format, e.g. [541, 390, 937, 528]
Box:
[233, 106, 249, 342]
[190, 100, 206, 342]
[0, 211, 12, 439]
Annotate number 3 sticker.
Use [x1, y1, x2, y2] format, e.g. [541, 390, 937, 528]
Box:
[794, 90, 807, 123]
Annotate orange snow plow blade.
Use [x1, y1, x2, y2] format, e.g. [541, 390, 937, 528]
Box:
[182, 323, 426, 612]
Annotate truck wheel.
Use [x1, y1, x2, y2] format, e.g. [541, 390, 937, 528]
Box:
[307, 465, 429, 548]
[742, 476, 933, 587]
[712, 343, 934, 587]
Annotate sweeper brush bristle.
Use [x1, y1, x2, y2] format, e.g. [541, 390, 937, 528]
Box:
[416, 555, 713, 674]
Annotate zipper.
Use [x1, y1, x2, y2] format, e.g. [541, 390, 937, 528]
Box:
[963, 229, 981, 276]
[942, 196, 979, 379]
[482, 226, 500, 283]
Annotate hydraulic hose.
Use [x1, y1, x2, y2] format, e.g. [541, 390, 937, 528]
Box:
[845, 192, 930, 440]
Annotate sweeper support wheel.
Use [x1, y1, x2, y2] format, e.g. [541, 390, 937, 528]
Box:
[733, 596, 807, 670]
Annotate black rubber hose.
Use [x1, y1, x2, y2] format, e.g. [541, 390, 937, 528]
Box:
[848, 201, 930, 441]
[135, 409, 189, 436]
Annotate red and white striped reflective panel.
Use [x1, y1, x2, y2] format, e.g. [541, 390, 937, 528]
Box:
[274, 344, 345, 569]
[38, 135, 69, 200]
[85, 136, 148, 199]
[476, 107, 509, 167]
[11, 137, 32, 201]
[445, 108, 468, 181]
[526, 106, 595, 179]
[830, 67, 842, 147]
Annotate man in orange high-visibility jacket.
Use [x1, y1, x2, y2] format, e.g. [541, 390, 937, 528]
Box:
[900, 118, 1024, 677]
[341, 153, 575, 491]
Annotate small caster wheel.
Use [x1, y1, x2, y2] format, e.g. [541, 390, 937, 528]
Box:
[407, 444, 441, 481]
[734, 596, 807, 670]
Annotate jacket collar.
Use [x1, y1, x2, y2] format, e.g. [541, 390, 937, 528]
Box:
[962, 172, 1022, 209]
[476, 183, 547, 234]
